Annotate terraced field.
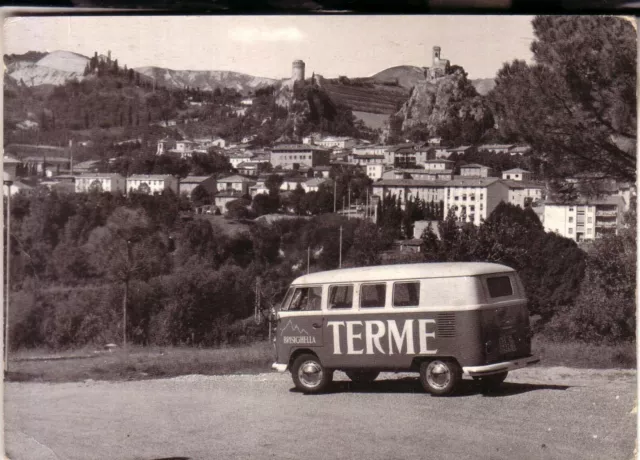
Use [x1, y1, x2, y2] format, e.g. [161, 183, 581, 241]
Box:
[321, 80, 410, 115]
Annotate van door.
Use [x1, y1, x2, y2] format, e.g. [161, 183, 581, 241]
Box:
[278, 286, 324, 348]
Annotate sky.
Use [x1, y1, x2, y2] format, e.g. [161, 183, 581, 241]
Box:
[3, 15, 535, 79]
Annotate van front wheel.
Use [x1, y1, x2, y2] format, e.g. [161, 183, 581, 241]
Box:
[419, 359, 462, 396]
[291, 354, 333, 394]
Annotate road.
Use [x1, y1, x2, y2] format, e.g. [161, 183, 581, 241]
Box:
[4, 367, 636, 460]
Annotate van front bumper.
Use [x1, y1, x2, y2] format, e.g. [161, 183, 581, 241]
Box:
[272, 362, 288, 373]
[463, 355, 540, 377]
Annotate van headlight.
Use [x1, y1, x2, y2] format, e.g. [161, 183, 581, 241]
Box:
[485, 340, 494, 354]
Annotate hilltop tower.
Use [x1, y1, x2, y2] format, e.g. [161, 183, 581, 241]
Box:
[428, 46, 450, 80]
[432, 46, 441, 65]
[292, 59, 306, 82]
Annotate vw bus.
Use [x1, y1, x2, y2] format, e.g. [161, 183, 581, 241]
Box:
[271, 262, 539, 395]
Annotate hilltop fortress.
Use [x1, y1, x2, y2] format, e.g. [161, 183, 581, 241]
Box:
[425, 46, 450, 81]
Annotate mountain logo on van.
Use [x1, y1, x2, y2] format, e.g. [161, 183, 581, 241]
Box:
[281, 320, 309, 336]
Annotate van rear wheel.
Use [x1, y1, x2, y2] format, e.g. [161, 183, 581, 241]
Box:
[291, 354, 333, 394]
[474, 371, 508, 393]
[419, 359, 462, 396]
[345, 371, 380, 384]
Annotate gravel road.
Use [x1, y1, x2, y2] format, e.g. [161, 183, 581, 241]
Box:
[4, 367, 636, 460]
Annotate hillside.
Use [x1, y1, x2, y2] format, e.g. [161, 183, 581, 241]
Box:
[317, 76, 410, 115]
[134, 66, 278, 93]
[372, 65, 496, 96]
[5, 50, 89, 87]
[371, 65, 426, 90]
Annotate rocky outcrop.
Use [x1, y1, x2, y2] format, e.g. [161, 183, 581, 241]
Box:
[393, 70, 493, 138]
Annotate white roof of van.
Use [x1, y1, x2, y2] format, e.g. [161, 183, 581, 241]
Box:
[291, 262, 514, 286]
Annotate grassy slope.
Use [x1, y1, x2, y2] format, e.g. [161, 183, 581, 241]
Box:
[7, 336, 635, 383]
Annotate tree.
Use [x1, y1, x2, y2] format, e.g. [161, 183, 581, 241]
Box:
[86, 207, 166, 348]
[265, 174, 284, 197]
[191, 184, 212, 207]
[490, 16, 636, 183]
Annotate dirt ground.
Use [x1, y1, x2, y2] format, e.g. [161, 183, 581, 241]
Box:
[4, 366, 637, 460]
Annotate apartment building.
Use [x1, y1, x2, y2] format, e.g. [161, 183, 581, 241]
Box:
[126, 175, 178, 195]
[443, 178, 510, 226]
[543, 196, 625, 242]
[75, 173, 126, 194]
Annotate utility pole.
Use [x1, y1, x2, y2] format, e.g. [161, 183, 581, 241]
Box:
[307, 246, 310, 274]
[339, 226, 343, 268]
[333, 180, 337, 213]
[348, 182, 351, 220]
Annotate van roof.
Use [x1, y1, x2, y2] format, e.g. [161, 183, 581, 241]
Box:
[291, 262, 515, 286]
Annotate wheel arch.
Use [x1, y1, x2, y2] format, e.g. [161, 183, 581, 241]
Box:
[288, 348, 319, 369]
[410, 355, 461, 372]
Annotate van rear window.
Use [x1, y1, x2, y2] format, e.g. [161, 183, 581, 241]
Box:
[486, 276, 513, 298]
[393, 282, 420, 307]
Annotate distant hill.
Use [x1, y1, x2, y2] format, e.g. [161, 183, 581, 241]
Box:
[371, 65, 426, 90]
[134, 66, 278, 93]
[5, 50, 88, 87]
[372, 65, 496, 96]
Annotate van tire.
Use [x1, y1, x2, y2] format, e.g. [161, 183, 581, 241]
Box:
[474, 371, 508, 393]
[291, 354, 333, 394]
[345, 371, 380, 384]
[419, 359, 462, 396]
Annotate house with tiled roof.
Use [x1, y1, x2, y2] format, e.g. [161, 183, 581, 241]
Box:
[461, 163, 492, 178]
[270, 144, 331, 169]
[502, 168, 531, 181]
[126, 174, 178, 195]
[75, 173, 126, 194]
[216, 174, 256, 195]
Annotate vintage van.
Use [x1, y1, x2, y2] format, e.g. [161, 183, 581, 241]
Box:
[271, 262, 539, 395]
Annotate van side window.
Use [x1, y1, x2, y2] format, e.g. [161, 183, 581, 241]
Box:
[393, 282, 420, 307]
[360, 283, 386, 308]
[486, 276, 513, 298]
[286, 286, 323, 311]
[329, 285, 353, 309]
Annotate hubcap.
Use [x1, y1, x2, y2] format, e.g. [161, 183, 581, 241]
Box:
[299, 361, 323, 388]
[426, 361, 451, 390]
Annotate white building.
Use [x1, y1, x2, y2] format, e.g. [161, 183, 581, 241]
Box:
[75, 173, 126, 194]
[477, 144, 515, 154]
[424, 159, 454, 172]
[502, 168, 532, 181]
[543, 196, 624, 242]
[443, 178, 510, 226]
[366, 164, 385, 181]
[216, 175, 256, 195]
[127, 175, 178, 195]
[316, 136, 357, 150]
[372, 179, 447, 206]
[228, 153, 254, 169]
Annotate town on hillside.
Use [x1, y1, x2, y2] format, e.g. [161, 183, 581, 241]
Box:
[1, 15, 637, 354]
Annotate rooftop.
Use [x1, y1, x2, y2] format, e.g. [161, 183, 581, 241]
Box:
[218, 174, 256, 183]
[180, 175, 214, 183]
[271, 144, 330, 152]
[128, 174, 174, 180]
[503, 168, 530, 174]
[374, 179, 449, 187]
[291, 262, 514, 286]
[461, 163, 488, 169]
[477, 144, 516, 150]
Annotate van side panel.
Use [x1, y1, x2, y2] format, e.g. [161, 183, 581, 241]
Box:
[311, 310, 485, 370]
